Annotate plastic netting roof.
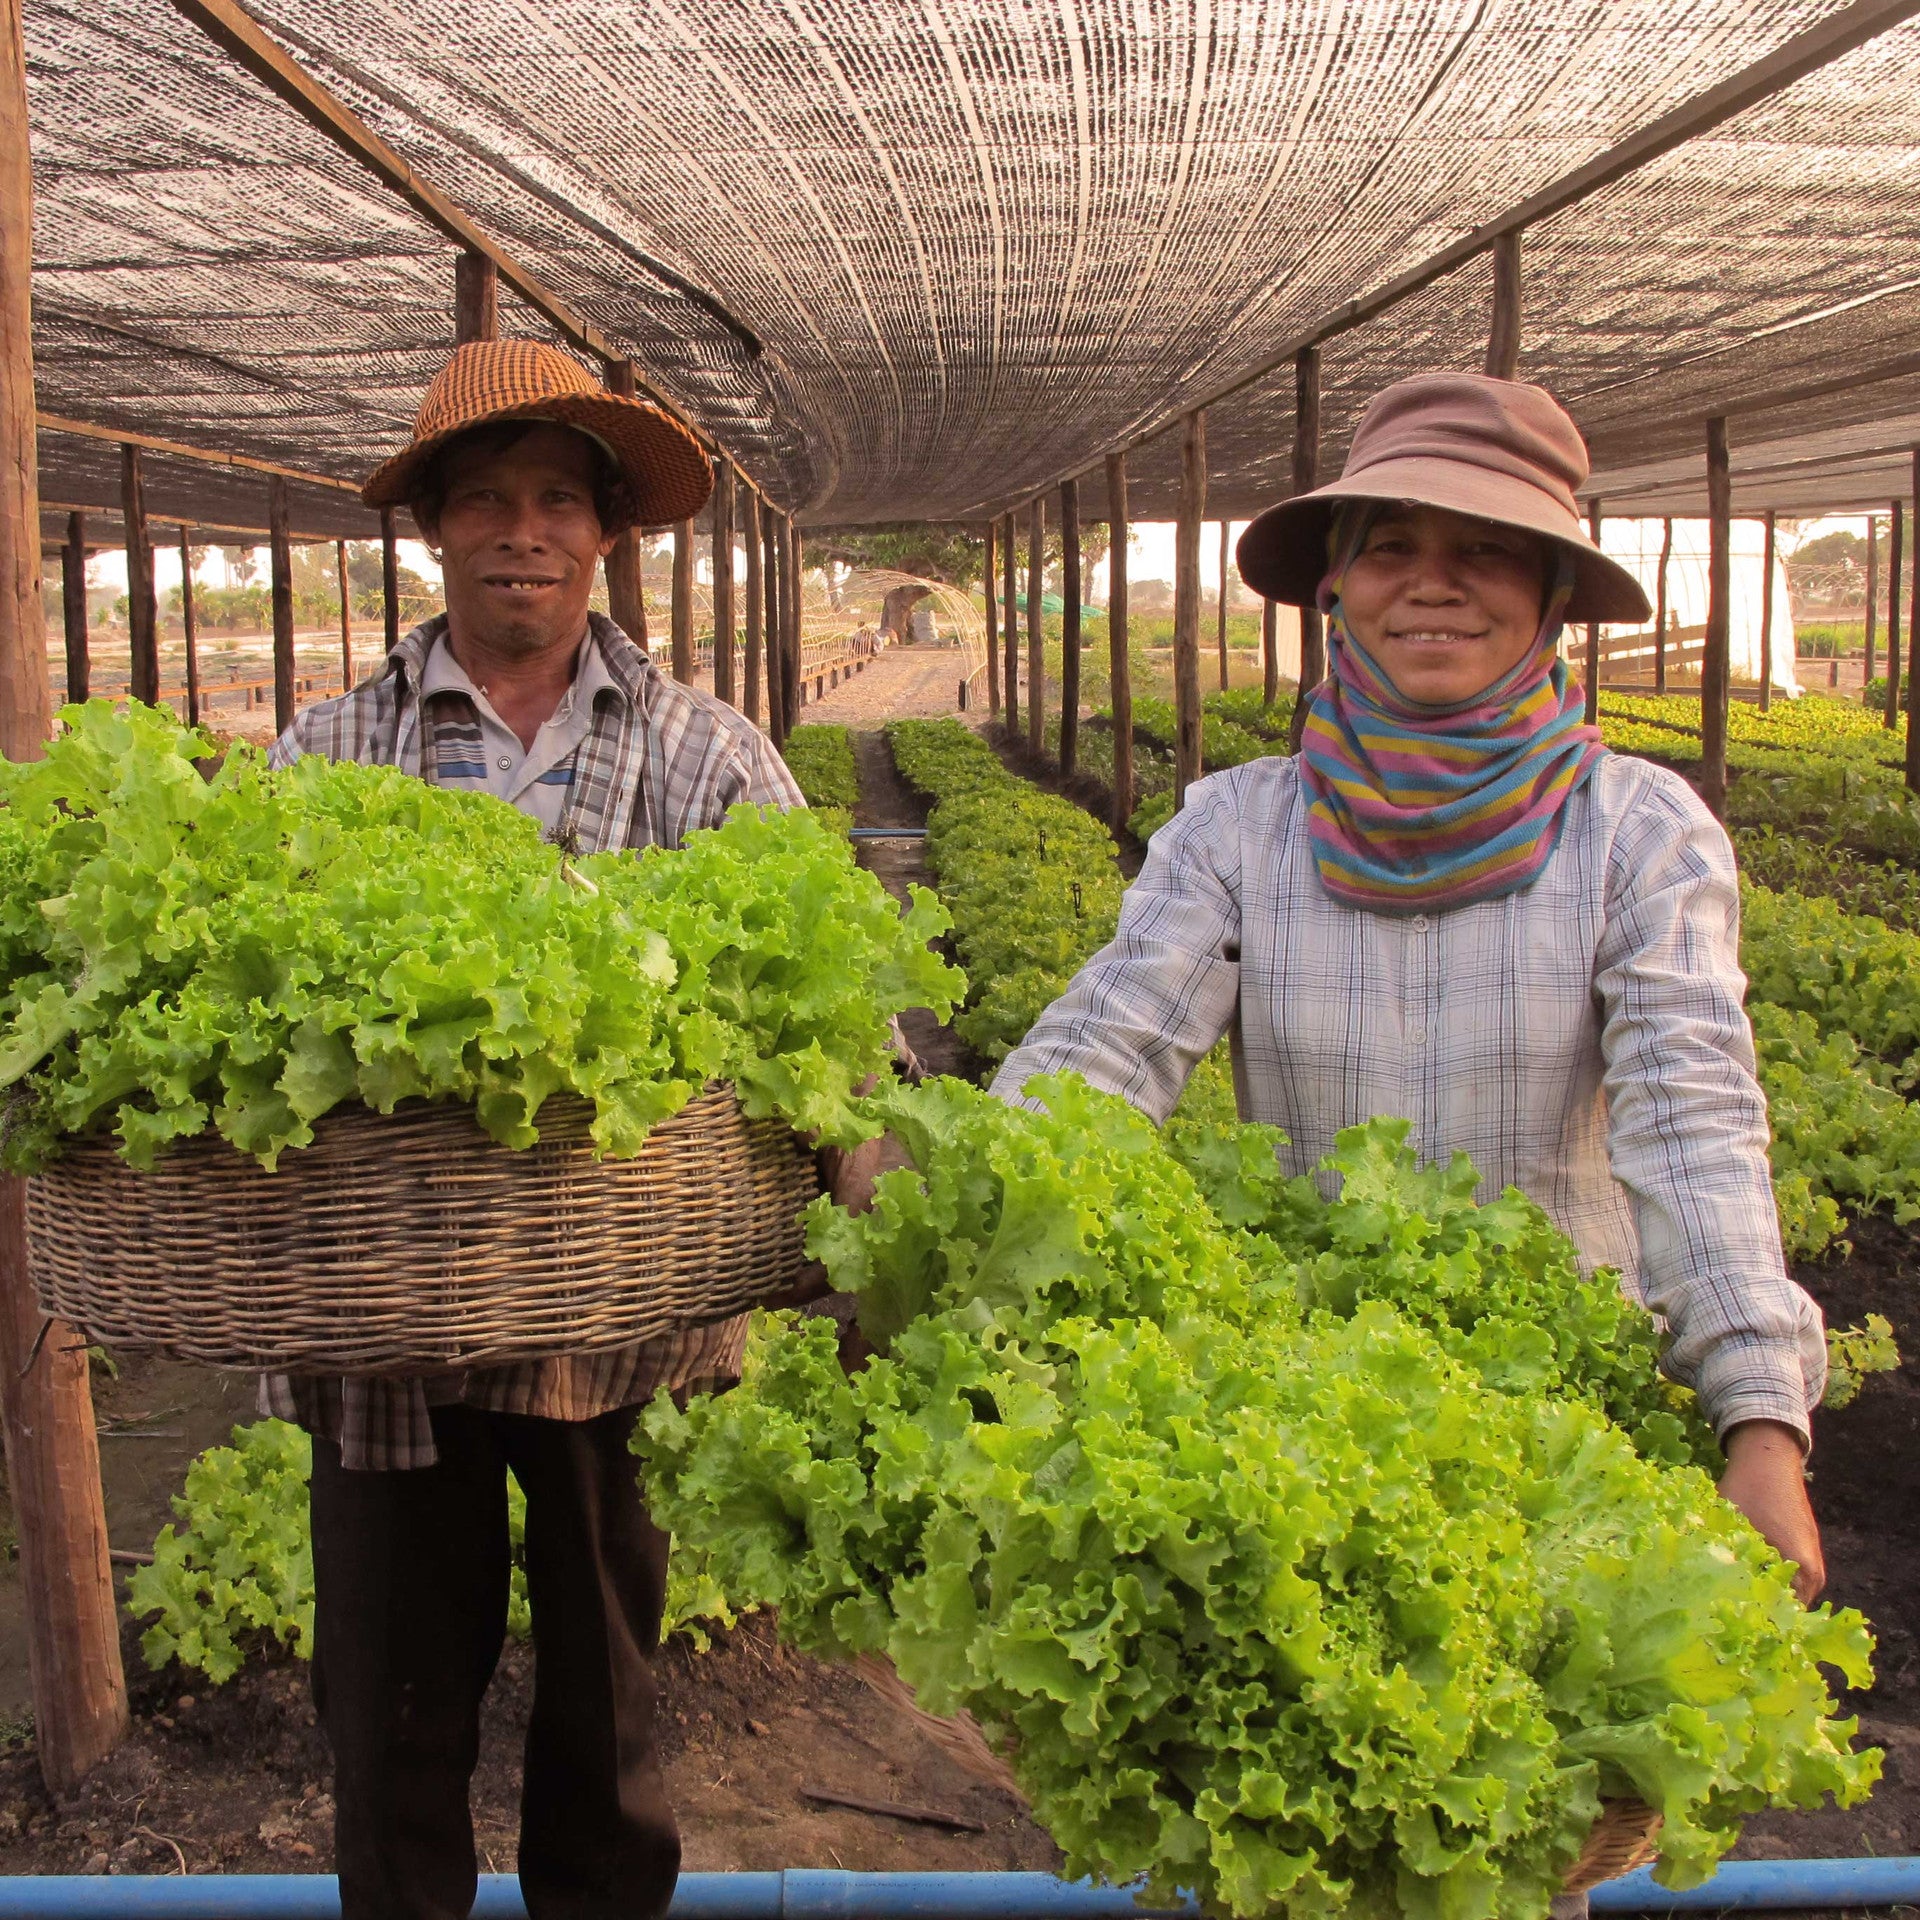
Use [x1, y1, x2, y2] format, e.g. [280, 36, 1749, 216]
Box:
[23, 0, 1920, 538]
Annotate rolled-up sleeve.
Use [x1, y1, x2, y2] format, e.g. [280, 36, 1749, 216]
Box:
[990, 774, 1244, 1121]
[1594, 779, 1826, 1443]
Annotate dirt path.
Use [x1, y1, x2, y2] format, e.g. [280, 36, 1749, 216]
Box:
[795, 646, 967, 730]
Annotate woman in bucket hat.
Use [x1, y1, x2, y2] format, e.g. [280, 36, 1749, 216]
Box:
[992, 373, 1827, 1625]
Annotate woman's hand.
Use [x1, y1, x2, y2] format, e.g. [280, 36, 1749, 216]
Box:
[1719, 1420, 1826, 1605]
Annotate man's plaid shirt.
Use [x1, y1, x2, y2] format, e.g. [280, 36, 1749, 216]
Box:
[260, 613, 805, 1469]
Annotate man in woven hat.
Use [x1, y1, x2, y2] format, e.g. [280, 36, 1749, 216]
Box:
[265, 338, 822, 1920]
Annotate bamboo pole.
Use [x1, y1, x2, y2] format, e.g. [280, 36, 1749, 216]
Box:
[670, 519, 694, 685]
[120, 445, 158, 706]
[1888, 499, 1905, 732]
[1107, 452, 1132, 837]
[1700, 419, 1732, 815]
[712, 459, 735, 708]
[454, 249, 498, 344]
[269, 474, 295, 735]
[1654, 519, 1672, 694]
[1288, 349, 1322, 750]
[1216, 518, 1230, 691]
[59, 511, 87, 703]
[380, 507, 400, 653]
[1024, 499, 1045, 756]
[602, 362, 647, 647]
[742, 489, 763, 724]
[1907, 454, 1920, 793]
[1584, 499, 1602, 725]
[0, 0, 127, 1796]
[334, 537, 351, 694]
[1001, 511, 1019, 737]
[1485, 231, 1522, 379]
[983, 520, 1000, 717]
[764, 510, 785, 749]
[1759, 510, 1776, 714]
[1174, 411, 1206, 804]
[1865, 516, 1878, 684]
[1059, 480, 1081, 777]
[178, 527, 200, 727]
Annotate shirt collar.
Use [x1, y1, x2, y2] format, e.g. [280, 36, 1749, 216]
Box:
[389, 611, 646, 721]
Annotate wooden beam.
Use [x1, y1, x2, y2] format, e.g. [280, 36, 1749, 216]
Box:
[1907, 454, 1920, 792]
[1759, 509, 1777, 715]
[454, 249, 498, 344]
[269, 474, 295, 734]
[741, 489, 763, 724]
[334, 537, 351, 693]
[1059, 479, 1081, 777]
[0, 0, 126, 1800]
[1289, 348, 1322, 751]
[37, 411, 362, 497]
[1701, 419, 1732, 814]
[1174, 411, 1205, 804]
[1025, 497, 1045, 756]
[1865, 514, 1879, 684]
[1888, 498, 1906, 733]
[763, 509, 785, 749]
[59, 510, 87, 703]
[601, 361, 647, 646]
[1000, 511, 1019, 738]
[982, 519, 999, 718]
[179, 525, 201, 728]
[1215, 518, 1230, 692]
[1485, 231, 1522, 380]
[380, 506, 400, 653]
[670, 518, 694, 685]
[1106, 452, 1132, 838]
[120, 445, 158, 705]
[711, 459, 735, 708]
[1654, 518, 1672, 694]
[1584, 499, 1602, 725]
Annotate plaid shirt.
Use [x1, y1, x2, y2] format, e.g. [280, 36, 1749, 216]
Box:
[261, 613, 805, 1469]
[991, 751, 1827, 1444]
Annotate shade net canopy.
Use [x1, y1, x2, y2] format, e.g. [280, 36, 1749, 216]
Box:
[22, 0, 1920, 535]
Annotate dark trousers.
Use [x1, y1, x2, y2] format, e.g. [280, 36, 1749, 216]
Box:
[309, 1405, 680, 1920]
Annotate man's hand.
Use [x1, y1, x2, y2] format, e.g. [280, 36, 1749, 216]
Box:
[816, 1133, 910, 1218]
[1719, 1419, 1826, 1605]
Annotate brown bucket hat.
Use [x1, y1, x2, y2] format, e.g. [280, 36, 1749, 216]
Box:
[1236, 372, 1652, 625]
[363, 339, 714, 530]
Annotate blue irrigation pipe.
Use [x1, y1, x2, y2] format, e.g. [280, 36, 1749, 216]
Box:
[0, 1863, 1916, 1920]
[845, 827, 928, 841]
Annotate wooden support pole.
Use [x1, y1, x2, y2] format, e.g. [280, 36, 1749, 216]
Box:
[1025, 497, 1045, 756]
[268, 474, 295, 735]
[1059, 479, 1081, 776]
[333, 537, 351, 694]
[380, 507, 400, 653]
[1106, 452, 1133, 837]
[763, 510, 785, 749]
[742, 488, 763, 724]
[712, 459, 735, 707]
[179, 526, 200, 728]
[1485, 230, 1522, 380]
[1865, 515, 1879, 684]
[1889, 499, 1906, 732]
[982, 520, 1000, 717]
[1174, 411, 1206, 805]
[1216, 518, 1230, 692]
[1907, 455, 1920, 791]
[120, 445, 158, 706]
[1654, 518, 1672, 694]
[670, 519, 694, 685]
[453, 249, 499, 344]
[1288, 348, 1323, 750]
[786, 522, 804, 734]
[0, 0, 127, 1795]
[1759, 509, 1777, 714]
[1701, 418, 1732, 815]
[1584, 499, 1602, 725]
[1001, 511, 1019, 737]
[1261, 599, 1279, 709]
[601, 362, 647, 646]
[59, 511, 87, 703]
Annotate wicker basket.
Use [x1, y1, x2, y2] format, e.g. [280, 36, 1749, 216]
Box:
[24, 1086, 819, 1374]
[854, 1655, 1662, 1894]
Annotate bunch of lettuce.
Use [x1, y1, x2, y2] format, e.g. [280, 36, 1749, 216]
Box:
[639, 1075, 1877, 1920]
[0, 702, 960, 1169]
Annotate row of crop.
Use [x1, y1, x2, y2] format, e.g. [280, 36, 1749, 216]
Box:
[780, 721, 857, 830]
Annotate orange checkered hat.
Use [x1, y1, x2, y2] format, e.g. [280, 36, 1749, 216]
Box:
[362, 339, 714, 530]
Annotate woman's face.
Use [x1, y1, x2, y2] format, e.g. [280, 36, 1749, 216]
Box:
[1337, 504, 1552, 706]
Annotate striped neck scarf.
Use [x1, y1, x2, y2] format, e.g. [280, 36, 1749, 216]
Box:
[1296, 511, 1605, 915]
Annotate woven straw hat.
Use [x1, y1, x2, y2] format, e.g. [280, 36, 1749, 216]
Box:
[363, 339, 713, 529]
[1236, 373, 1651, 625]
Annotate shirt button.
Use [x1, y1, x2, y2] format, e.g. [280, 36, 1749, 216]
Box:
[496, 756, 512, 770]
[1412, 915, 1430, 933]
[1410, 1025, 1428, 1045]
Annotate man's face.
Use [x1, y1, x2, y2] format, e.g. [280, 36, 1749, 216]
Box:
[426, 424, 617, 662]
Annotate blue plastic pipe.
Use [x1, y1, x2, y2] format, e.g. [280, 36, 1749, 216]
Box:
[0, 1863, 1916, 1919]
[846, 828, 928, 841]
